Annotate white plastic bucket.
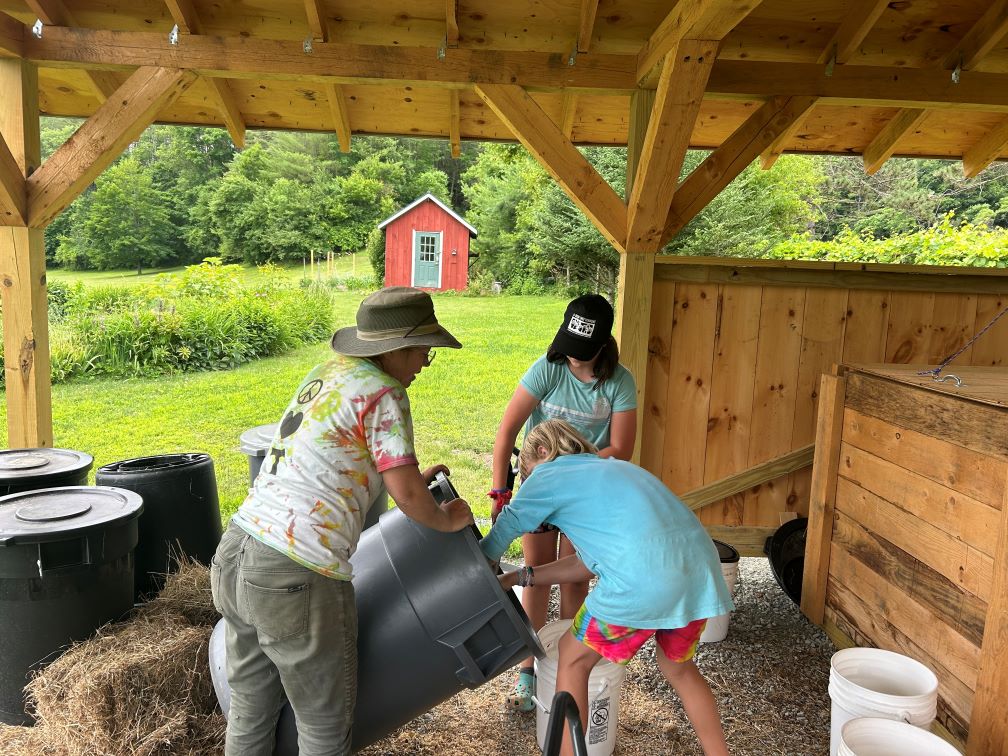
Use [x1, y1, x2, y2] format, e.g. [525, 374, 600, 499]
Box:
[838, 717, 961, 756]
[828, 648, 938, 756]
[533, 619, 626, 756]
[699, 540, 740, 644]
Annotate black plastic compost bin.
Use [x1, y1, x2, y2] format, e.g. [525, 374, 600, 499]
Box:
[0, 485, 143, 725]
[0, 448, 93, 497]
[96, 453, 223, 601]
[764, 517, 808, 606]
[209, 473, 543, 753]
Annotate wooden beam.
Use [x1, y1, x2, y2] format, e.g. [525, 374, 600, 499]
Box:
[24, 27, 1008, 111]
[661, 95, 817, 244]
[23, 1, 119, 101]
[821, 0, 890, 66]
[942, 0, 1008, 71]
[27, 66, 197, 228]
[304, 0, 328, 42]
[862, 107, 928, 175]
[449, 89, 460, 158]
[0, 12, 23, 58]
[679, 443, 815, 512]
[800, 371, 845, 625]
[474, 82, 627, 253]
[163, 0, 201, 34]
[704, 526, 775, 557]
[0, 58, 51, 448]
[636, 0, 760, 82]
[326, 83, 351, 153]
[627, 39, 716, 252]
[445, 0, 459, 48]
[966, 468, 1008, 754]
[0, 132, 26, 224]
[577, 0, 600, 54]
[963, 116, 1008, 178]
[559, 92, 577, 139]
[205, 77, 245, 148]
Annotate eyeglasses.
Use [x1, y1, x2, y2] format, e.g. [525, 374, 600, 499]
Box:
[421, 349, 436, 367]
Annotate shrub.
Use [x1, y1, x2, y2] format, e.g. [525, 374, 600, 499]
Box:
[365, 227, 386, 285]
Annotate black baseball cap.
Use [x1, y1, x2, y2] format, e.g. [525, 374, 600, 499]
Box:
[549, 294, 614, 361]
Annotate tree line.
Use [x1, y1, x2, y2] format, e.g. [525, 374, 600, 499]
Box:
[41, 117, 1008, 290]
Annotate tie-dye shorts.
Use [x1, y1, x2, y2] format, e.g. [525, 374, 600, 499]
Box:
[570, 604, 708, 665]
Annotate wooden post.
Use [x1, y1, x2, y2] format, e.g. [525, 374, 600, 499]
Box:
[0, 58, 52, 447]
[967, 465, 1008, 754]
[800, 368, 846, 625]
[616, 88, 657, 464]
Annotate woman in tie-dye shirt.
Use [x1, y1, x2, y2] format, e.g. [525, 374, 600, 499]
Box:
[212, 287, 473, 756]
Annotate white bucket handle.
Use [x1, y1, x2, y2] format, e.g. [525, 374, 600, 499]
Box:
[532, 694, 549, 715]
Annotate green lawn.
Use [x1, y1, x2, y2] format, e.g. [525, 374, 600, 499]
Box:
[47, 253, 372, 287]
[0, 292, 565, 537]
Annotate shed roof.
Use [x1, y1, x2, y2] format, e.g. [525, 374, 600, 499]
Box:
[377, 193, 478, 236]
[3, 0, 1008, 173]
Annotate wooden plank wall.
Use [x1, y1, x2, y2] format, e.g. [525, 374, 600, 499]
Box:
[641, 258, 1008, 531]
[818, 371, 1008, 745]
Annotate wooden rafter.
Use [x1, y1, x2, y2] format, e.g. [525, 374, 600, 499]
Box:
[627, 39, 716, 252]
[559, 92, 577, 139]
[474, 83, 627, 254]
[26, 28, 1008, 114]
[446, 0, 459, 48]
[577, 0, 600, 54]
[660, 95, 818, 245]
[636, 0, 760, 82]
[863, 0, 1008, 175]
[326, 83, 351, 153]
[0, 12, 23, 57]
[163, 0, 246, 148]
[0, 132, 26, 224]
[304, 0, 328, 42]
[963, 117, 1008, 179]
[760, 0, 888, 169]
[23, 0, 119, 100]
[449, 89, 460, 159]
[27, 66, 197, 228]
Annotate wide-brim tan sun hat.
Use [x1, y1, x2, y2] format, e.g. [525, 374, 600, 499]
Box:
[331, 286, 462, 357]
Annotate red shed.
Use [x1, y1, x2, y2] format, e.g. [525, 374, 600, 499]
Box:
[378, 193, 477, 291]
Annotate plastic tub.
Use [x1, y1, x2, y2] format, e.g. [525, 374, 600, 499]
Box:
[96, 453, 222, 600]
[828, 648, 938, 756]
[699, 539, 740, 643]
[0, 486, 143, 724]
[533, 619, 626, 756]
[765, 517, 808, 605]
[210, 504, 543, 752]
[238, 422, 278, 487]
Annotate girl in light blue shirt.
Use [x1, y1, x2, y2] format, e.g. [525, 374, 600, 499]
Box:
[482, 420, 732, 756]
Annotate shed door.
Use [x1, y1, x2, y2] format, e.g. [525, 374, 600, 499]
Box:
[412, 231, 442, 288]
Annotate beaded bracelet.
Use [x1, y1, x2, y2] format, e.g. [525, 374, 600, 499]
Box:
[516, 565, 535, 587]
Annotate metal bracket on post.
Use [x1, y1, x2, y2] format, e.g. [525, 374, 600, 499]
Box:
[31, 19, 43, 39]
[567, 47, 578, 67]
[824, 46, 837, 77]
[951, 53, 963, 84]
[303, 37, 313, 54]
[437, 35, 447, 61]
[168, 24, 179, 46]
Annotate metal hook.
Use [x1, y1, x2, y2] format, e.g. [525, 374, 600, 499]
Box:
[932, 373, 963, 388]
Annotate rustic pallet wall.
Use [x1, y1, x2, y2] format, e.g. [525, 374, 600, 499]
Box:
[802, 366, 1008, 750]
[641, 258, 1008, 532]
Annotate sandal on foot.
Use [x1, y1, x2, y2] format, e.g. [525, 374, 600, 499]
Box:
[505, 669, 535, 713]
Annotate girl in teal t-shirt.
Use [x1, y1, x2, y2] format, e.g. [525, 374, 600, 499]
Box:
[483, 420, 732, 756]
[489, 294, 637, 711]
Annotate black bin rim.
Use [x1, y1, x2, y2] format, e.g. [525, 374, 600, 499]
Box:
[98, 452, 211, 475]
[0, 485, 144, 547]
[711, 539, 740, 564]
[0, 448, 93, 485]
[764, 517, 808, 605]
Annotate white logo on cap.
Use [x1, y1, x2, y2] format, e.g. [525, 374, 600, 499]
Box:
[567, 313, 596, 338]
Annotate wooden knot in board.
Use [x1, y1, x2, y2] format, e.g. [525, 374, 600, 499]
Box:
[19, 336, 35, 377]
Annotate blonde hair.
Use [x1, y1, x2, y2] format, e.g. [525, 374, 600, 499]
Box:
[519, 419, 598, 478]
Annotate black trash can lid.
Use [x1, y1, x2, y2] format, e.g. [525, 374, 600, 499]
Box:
[0, 448, 93, 484]
[239, 423, 279, 456]
[711, 539, 740, 564]
[0, 486, 143, 546]
[98, 452, 210, 475]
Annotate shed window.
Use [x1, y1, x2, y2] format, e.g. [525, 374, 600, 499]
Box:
[419, 234, 437, 262]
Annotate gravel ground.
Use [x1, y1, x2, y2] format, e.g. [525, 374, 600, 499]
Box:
[361, 558, 836, 755]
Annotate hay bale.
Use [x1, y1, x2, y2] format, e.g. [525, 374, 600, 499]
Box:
[0, 723, 68, 756]
[26, 614, 224, 756]
[134, 558, 220, 628]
